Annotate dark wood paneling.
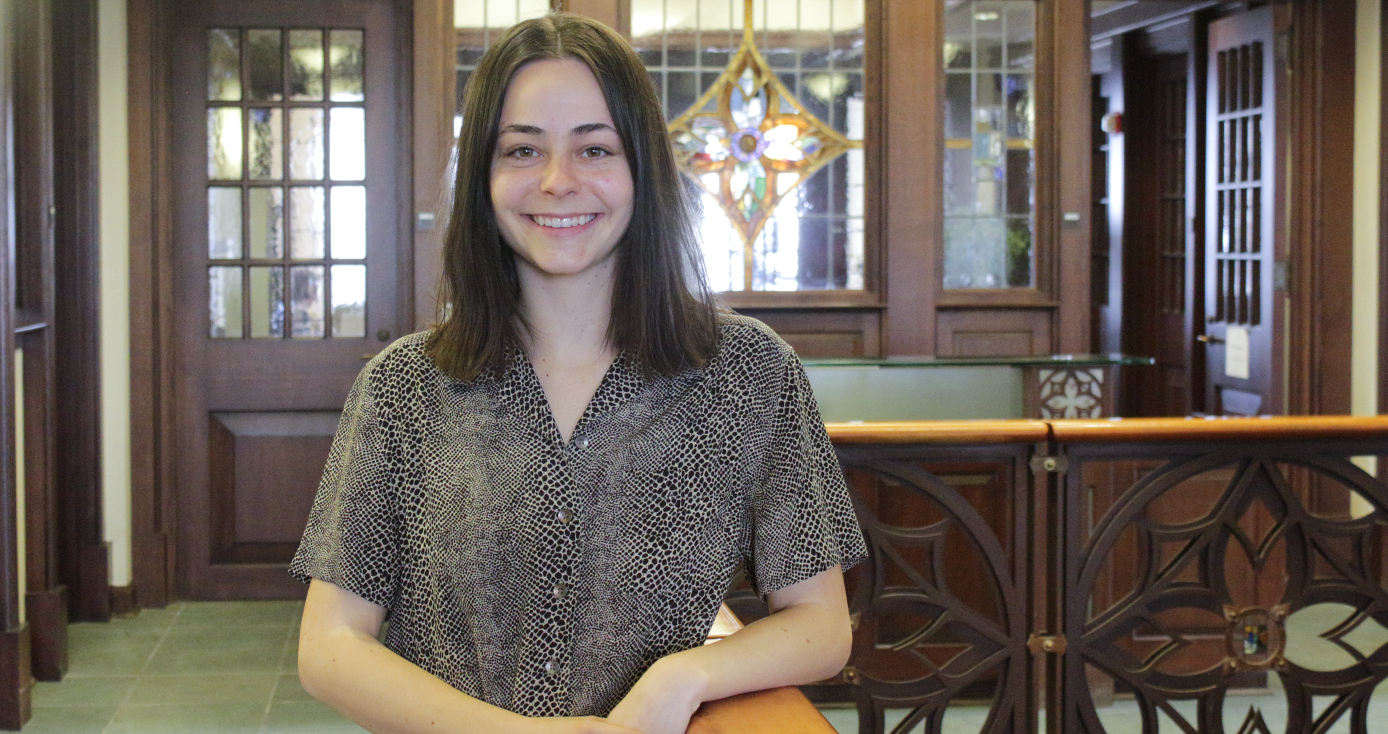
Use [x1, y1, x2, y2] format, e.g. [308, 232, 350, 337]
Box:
[1047, 0, 1094, 354]
[51, 0, 109, 622]
[935, 309, 1052, 358]
[741, 308, 881, 358]
[1285, 0, 1355, 416]
[209, 412, 338, 564]
[882, 0, 936, 355]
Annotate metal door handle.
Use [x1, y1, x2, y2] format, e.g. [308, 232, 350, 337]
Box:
[1197, 335, 1223, 345]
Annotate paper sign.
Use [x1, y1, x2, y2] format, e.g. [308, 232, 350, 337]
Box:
[1225, 326, 1250, 380]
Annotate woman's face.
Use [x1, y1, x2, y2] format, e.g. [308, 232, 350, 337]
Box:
[490, 58, 635, 283]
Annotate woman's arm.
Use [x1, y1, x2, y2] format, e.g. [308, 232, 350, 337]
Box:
[299, 578, 644, 734]
[604, 565, 852, 734]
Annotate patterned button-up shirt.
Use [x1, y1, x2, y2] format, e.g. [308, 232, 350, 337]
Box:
[290, 314, 866, 717]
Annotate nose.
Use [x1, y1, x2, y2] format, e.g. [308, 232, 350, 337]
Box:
[539, 154, 579, 197]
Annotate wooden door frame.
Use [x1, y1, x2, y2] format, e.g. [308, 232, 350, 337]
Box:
[129, 0, 444, 605]
[1381, 0, 1388, 420]
[1282, 0, 1356, 416]
[0, 0, 31, 727]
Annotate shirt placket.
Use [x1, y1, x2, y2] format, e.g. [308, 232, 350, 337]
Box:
[529, 430, 593, 705]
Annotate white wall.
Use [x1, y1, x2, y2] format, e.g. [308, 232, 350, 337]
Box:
[98, 0, 132, 588]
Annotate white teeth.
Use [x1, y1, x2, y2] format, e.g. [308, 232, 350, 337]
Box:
[531, 214, 596, 229]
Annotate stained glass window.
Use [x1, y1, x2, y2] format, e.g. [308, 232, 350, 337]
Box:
[942, 0, 1036, 289]
[634, 0, 867, 292]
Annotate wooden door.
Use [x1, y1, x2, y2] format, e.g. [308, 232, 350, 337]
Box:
[171, 0, 409, 598]
[1202, 8, 1276, 416]
[1123, 51, 1193, 417]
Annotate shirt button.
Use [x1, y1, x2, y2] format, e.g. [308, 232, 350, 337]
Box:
[574, 436, 590, 449]
[552, 583, 570, 600]
[544, 660, 559, 676]
[557, 507, 574, 524]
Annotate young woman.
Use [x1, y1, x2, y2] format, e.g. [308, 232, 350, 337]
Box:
[291, 13, 866, 734]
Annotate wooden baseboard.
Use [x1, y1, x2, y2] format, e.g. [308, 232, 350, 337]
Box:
[0, 625, 33, 730]
[109, 585, 137, 617]
[25, 589, 67, 682]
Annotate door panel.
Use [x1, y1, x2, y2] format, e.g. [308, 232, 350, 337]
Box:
[209, 412, 339, 564]
[172, 0, 406, 598]
[1203, 8, 1276, 416]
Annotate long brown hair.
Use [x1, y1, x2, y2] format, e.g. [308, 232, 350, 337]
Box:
[426, 13, 719, 381]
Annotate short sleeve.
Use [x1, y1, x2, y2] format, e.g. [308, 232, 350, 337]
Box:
[745, 352, 868, 597]
[289, 363, 402, 608]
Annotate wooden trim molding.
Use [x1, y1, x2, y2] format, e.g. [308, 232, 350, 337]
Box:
[127, 0, 177, 608]
[0, 0, 36, 726]
[52, 0, 110, 622]
[1381, 0, 1388, 417]
[1284, 0, 1356, 416]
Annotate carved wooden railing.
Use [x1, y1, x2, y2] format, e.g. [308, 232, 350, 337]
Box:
[793, 416, 1388, 734]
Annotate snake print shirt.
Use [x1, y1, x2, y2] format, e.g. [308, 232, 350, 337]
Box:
[289, 313, 866, 717]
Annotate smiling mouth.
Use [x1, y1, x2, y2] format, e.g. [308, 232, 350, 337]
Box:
[529, 214, 598, 229]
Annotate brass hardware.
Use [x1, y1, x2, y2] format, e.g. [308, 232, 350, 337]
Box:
[1197, 334, 1224, 345]
[842, 666, 861, 684]
[1030, 455, 1068, 475]
[1027, 633, 1067, 655]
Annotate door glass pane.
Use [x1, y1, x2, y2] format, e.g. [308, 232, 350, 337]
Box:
[331, 264, 366, 337]
[942, 0, 1036, 289]
[288, 109, 325, 180]
[207, 187, 242, 259]
[248, 108, 283, 180]
[249, 266, 286, 338]
[328, 30, 365, 101]
[207, 108, 243, 180]
[247, 29, 284, 101]
[290, 265, 326, 337]
[329, 107, 366, 181]
[330, 186, 366, 258]
[209, 266, 244, 338]
[289, 186, 326, 259]
[208, 29, 242, 101]
[289, 29, 325, 101]
[248, 187, 284, 258]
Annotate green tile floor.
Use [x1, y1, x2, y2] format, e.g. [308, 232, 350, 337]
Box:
[26, 600, 362, 734]
[23, 601, 1388, 733]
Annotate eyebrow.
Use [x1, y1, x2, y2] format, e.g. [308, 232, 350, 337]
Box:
[498, 122, 616, 136]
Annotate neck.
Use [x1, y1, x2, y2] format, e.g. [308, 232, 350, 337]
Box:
[517, 261, 616, 364]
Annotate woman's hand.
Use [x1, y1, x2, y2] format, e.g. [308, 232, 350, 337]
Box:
[605, 656, 709, 734]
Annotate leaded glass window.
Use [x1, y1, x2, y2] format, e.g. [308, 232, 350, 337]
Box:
[206, 27, 369, 339]
[455, 0, 552, 134]
[942, 0, 1035, 289]
[634, 0, 867, 293]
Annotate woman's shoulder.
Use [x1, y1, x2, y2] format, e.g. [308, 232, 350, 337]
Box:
[712, 312, 799, 373]
[357, 330, 446, 390]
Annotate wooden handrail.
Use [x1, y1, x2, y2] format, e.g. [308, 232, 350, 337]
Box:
[827, 419, 1050, 444]
[1049, 414, 1388, 442]
[824, 415, 1388, 445]
[687, 687, 838, 734]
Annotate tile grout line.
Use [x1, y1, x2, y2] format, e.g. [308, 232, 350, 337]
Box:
[100, 602, 185, 734]
[257, 614, 301, 734]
